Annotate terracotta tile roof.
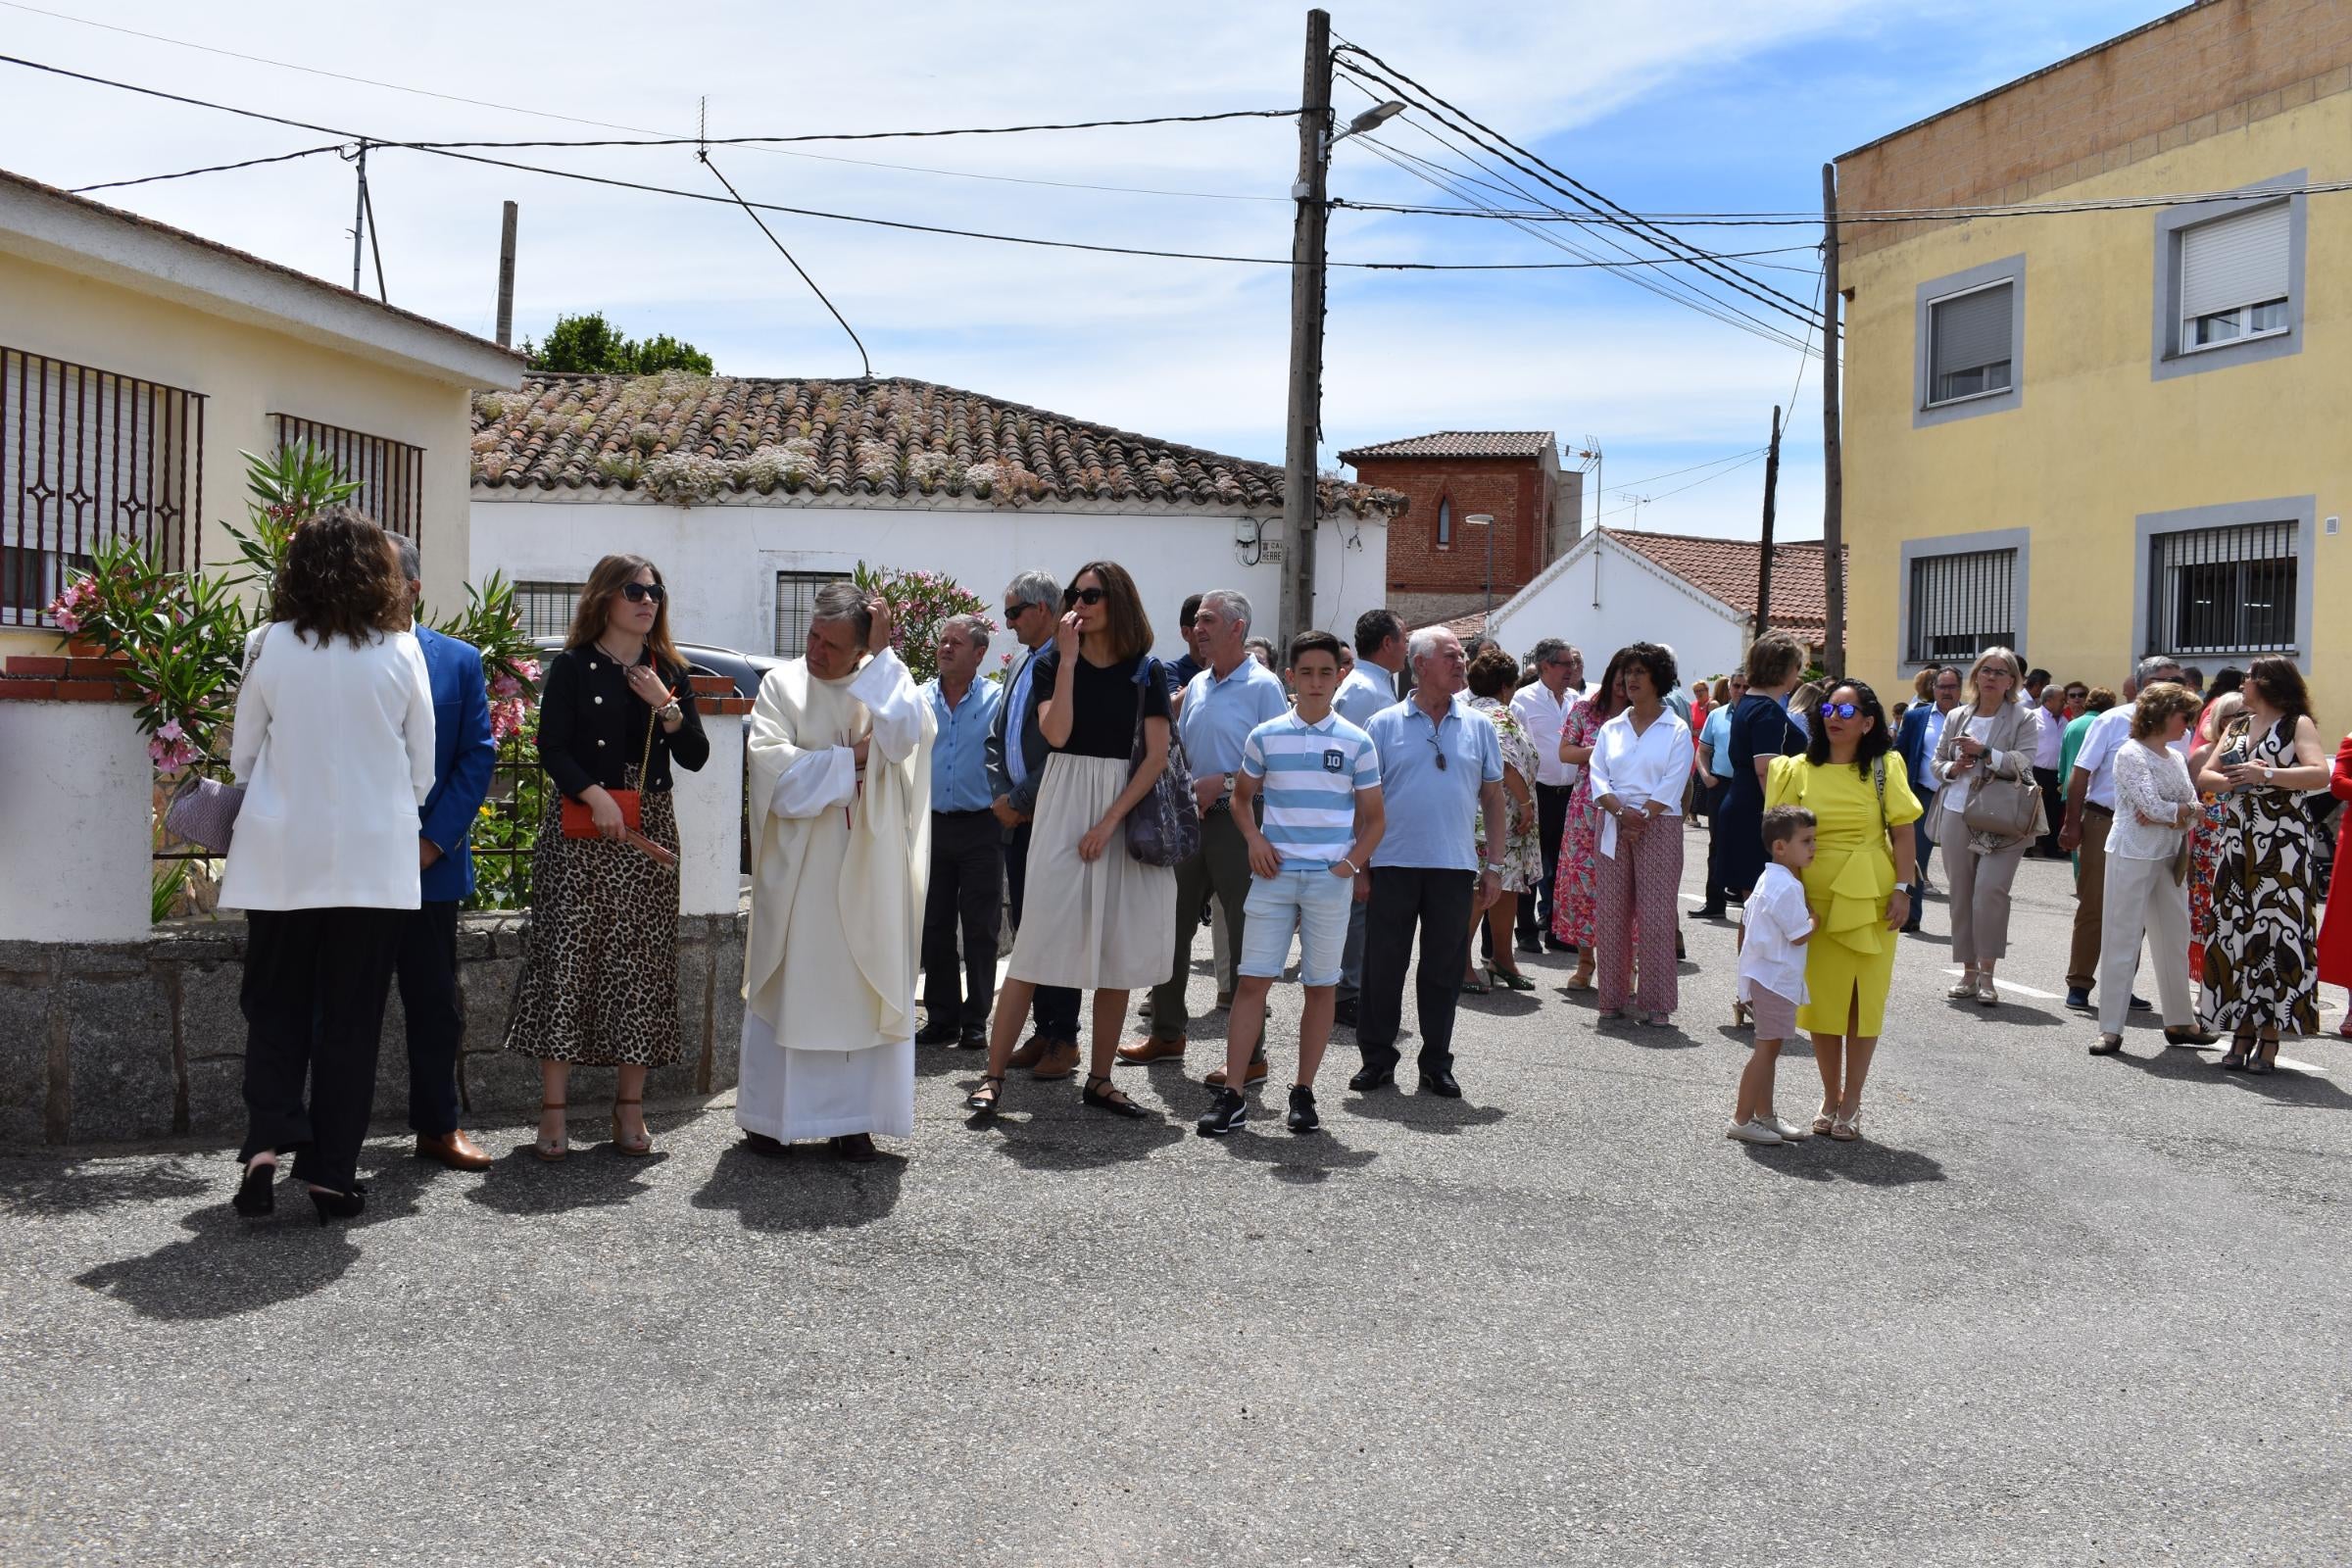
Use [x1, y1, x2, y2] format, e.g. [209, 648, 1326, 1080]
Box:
[1603, 528, 1845, 633]
[471, 371, 1404, 516]
[1339, 431, 1556, 462]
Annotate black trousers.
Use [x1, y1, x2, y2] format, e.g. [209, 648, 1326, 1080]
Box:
[394, 900, 463, 1137]
[1358, 865, 1475, 1074]
[2034, 766, 2065, 858]
[1699, 777, 1735, 908]
[239, 906, 404, 1192]
[1518, 782, 1576, 942]
[1004, 819, 1081, 1040]
[923, 809, 1004, 1034]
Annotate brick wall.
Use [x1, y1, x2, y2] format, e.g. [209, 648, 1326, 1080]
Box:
[1358, 455, 1546, 610]
[1839, 0, 2352, 259]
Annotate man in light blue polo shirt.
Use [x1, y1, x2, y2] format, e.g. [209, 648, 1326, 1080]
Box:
[1332, 606, 1407, 1027]
[1355, 625, 1504, 1099]
[1120, 588, 1289, 1070]
[918, 614, 1006, 1048]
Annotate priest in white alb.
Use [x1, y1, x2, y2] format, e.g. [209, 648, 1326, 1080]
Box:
[738, 582, 933, 1161]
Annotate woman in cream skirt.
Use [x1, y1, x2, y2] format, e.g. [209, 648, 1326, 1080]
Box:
[968, 561, 1174, 1118]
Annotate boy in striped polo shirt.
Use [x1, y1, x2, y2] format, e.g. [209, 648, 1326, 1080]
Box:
[1199, 630, 1385, 1137]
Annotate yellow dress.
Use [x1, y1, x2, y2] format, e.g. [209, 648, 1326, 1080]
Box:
[1765, 753, 1924, 1036]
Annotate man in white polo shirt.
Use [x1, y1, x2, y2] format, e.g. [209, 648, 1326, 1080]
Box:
[1198, 630, 1385, 1138]
[1510, 638, 1583, 953]
[2059, 654, 2184, 1011]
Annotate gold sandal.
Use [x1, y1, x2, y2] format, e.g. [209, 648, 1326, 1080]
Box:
[610, 1096, 654, 1156]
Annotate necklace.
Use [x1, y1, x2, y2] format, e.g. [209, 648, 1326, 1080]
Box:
[596, 637, 642, 668]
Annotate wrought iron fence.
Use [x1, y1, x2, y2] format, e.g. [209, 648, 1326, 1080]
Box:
[3, 345, 205, 626]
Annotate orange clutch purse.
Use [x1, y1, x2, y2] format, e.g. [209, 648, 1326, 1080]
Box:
[561, 679, 663, 839]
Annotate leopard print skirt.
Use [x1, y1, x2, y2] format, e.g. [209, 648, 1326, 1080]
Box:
[501, 779, 684, 1067]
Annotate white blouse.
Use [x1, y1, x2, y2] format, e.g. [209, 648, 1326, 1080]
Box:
[220, 624, 436, 911]
[1586, 706, 1693, 859]
[2108, 740, 2196, 861]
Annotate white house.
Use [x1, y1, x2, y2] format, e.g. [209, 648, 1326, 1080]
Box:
[469, 372, 1402, 664]
[1446, 527, 1844, 681]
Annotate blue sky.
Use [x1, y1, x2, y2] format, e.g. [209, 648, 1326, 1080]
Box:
[0, 0, 2168, 541]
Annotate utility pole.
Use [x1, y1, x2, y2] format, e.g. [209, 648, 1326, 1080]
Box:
[350, 140, 369, 293]
[1820, 161, 1845, 679]
[495, 201, 519, 349]
[1278, 8, 1334, 649]
[1755, 404, 1782, 632]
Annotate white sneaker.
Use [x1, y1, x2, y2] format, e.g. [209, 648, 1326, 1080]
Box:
[1764, 1114, 1812, 1142]
[1726, 1116, 1785, 1146]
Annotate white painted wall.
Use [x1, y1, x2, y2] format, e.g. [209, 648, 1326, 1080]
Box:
[1483, 536, 1750, 683]
[0, 700, 153, 942]
[468, 495, 1391, 666]
[672, 712, 744, 916]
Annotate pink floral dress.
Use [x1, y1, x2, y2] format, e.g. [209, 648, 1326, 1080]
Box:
[1549, 697, 1604, 948]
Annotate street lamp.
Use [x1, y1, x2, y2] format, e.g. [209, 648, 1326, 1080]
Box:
[1467, 513, 1496, 618]
[1328, 99, 1406, 155]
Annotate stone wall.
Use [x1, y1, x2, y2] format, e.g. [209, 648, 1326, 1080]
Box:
[0, 907, 748, 1146]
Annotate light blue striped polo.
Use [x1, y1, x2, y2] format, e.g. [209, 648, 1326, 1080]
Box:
[1240, 709, 1382, 867]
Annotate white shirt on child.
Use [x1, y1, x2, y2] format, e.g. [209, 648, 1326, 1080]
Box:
[1738, 861, 1813, 1006]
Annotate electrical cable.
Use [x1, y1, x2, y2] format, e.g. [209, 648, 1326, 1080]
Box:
[69, 141, 349, 195]
[1607, 448, 1770, 491]
[1334, 40, 1819, 322]
[699, 150, 871, 379]
[1592, 450, 1768, 524]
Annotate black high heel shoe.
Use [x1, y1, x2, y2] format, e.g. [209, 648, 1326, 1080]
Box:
[1082, 1073, 1148, 1119]
[306, 1183, 367, 1226]
[232, 1158, 276, 1219]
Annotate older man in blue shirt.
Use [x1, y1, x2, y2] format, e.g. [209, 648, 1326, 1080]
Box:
[917, 614, 1006, 1048]
[1121, 588, 1289, 1071]
[1354, 626, 1505, 1098]
[1332, 607, 1406, 1025]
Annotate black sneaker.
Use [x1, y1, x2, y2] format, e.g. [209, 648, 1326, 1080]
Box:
[1196, 1086, 1247, 1138]
[1286, 1085, 1320, 1134]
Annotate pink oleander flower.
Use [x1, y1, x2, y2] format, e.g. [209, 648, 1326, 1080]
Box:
[156, 718, 184, 742]
[517, 659, 543, 683]
[489, 672, 522, 700]
[52, 606, 80, 633]
[489, 697, 528, 741]
[148, 727, 200, 771]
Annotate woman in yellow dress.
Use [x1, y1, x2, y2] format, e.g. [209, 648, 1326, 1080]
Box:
[1765, 679, 1921, 1141]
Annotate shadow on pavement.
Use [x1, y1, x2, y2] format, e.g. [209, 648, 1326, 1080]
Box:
[1944, 1000, 2067, 1028]
[972, 1113, 1187, 1171]
[1709, 1024, 1817, 1058]
[1738, 1140, 1947, 1186]
[1342, 1087, 1506, 1135]
[466, 1143, 672, 1215]
[914, 1042, 994, 1079]
[0, 1155, 210, 1218]
[2123, 1044, 2352, 1109]
[690, 1141, 906, 1230]
[74, 1201, 360, 1319]
[1592, 1016, 1699, 1051]
[1203, 1102, 1380, 1183]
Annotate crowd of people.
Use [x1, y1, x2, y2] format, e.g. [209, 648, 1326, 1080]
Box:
[214, 524, 2352, 1220]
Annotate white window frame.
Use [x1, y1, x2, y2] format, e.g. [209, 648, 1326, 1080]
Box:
[1912, 255, 2025, 429]
[2151, 174, 2307, 383]
[1924, 279, 2017, 409]
[513, 579, 586, 641]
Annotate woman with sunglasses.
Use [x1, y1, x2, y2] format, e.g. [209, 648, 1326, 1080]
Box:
[1764, 681, 1921, 1141]
[1923, 647, 2045, 1007]
[503, 555, 709, 1159]
[967, 562, 1174, 1119]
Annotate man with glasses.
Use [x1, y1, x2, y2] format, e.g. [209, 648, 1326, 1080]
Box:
[1893, 665, 1963, 932]
[1353, 626, 1505, 1099]
[1510, 639, 1585, 952]
[2028, 668, 2069, 858]
[986, 570, 1083, 1081]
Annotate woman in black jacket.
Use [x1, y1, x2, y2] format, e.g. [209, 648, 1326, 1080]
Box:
[502, 555, 709, 1159]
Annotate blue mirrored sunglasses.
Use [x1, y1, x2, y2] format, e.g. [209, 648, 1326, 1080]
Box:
[1819, 702, 1860, 719]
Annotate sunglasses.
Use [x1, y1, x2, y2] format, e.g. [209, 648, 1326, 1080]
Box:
[1427, 734, 1447, 771]
[620, 581, 666, 605]
[1062, 586, 1108, 607]
[1819, 702, 1861, 719]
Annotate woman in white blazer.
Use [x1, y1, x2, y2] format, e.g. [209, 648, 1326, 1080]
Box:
[221, 506, 435, 1226]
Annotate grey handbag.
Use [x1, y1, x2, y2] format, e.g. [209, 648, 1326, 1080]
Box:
[162, 624, 270, 854]
[1123, 658, 1200, 868]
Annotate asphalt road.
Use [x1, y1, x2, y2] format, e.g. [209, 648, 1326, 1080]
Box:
[5, 835, 2348, 1567]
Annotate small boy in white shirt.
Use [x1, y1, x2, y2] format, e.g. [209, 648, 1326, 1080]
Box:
[1731, 806, 1816, 1147]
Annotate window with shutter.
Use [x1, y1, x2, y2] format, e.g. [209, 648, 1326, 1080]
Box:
[2145, 520, 2296, 657]
[2178, 202, 2290, 352]
[1906, 548, 2017, 662]
[773, 570, 834, 655]
[514, 580, 586, 640]
[1927, 283, 2014, 405]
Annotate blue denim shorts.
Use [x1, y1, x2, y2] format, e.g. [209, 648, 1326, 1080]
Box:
[1239, 863, 1354, 987]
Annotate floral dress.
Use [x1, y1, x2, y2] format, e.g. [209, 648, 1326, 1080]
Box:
[1471, 697, 1544, 893]
[1548, 697, 1604, 946]
[2198, 717, 2322, 1037]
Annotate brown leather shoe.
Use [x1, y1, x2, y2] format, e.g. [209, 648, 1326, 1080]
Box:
[1031, 1038, 1081, 1081]
[414, 1129, 493, 1171]
[1005, 1033, 1050, 1070]
[1203, 1054, 1269, 1089]
[1115, 1035, 1188, 1066]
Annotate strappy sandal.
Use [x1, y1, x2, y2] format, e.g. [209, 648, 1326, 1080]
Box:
[535, 1101, 568, 1162]
[2248, 1036, 2280, 1075]
[1811, 1108, 1835, 1137]
[2217, 1034, 2252, 1071]
[964, 1074, 1004, 1114]
[610, 1096, 653, 1156]
[1486, 964, 1537, 993]
[1830, 1106, 1862, 1142]
[1946, 971, 1981, 1001]
[1082, 1072, 1148, 1119]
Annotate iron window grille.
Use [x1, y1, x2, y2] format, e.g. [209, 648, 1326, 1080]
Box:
[514, 580, 585, 640]
[773, 570, 835, 655]
[2, 346, 204, 626]
[2177, 202, 2291, 355]
[1926, 281, 2015, 406]
[1907, 547, 2017, 663]
[271, 414, 424, 546]
[2146, 520, 2297, 658]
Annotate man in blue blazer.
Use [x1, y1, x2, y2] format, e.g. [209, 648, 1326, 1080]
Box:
[397, 540, 499, 1170]
[1893, 665, 1961, 935]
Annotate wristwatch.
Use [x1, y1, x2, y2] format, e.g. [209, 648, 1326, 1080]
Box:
[658, 699, 684, 724]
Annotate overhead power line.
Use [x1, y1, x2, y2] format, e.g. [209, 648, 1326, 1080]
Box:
[69, 141, 349, 194]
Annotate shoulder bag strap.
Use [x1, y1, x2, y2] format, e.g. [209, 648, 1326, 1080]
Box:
[1874, 755, 1888, 837]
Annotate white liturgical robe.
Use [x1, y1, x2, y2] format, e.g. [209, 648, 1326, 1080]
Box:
[737, 647, 933, 1143]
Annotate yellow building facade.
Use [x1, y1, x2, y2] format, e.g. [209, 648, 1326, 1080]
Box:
[0, 170, 519, 658]
[1838, 1, 2349, 722]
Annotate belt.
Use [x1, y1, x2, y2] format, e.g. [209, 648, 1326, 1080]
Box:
[2084, 803, 2114, 817]
[935, 807, 996, 818]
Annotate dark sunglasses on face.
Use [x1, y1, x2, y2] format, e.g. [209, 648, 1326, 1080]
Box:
[1820, 702, 1861, 719]
[621, 581, 666, 605]
[1062, 586, 1107, 607]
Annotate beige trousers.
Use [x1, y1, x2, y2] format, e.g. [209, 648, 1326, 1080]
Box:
[1946, 836, 2029, 967]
